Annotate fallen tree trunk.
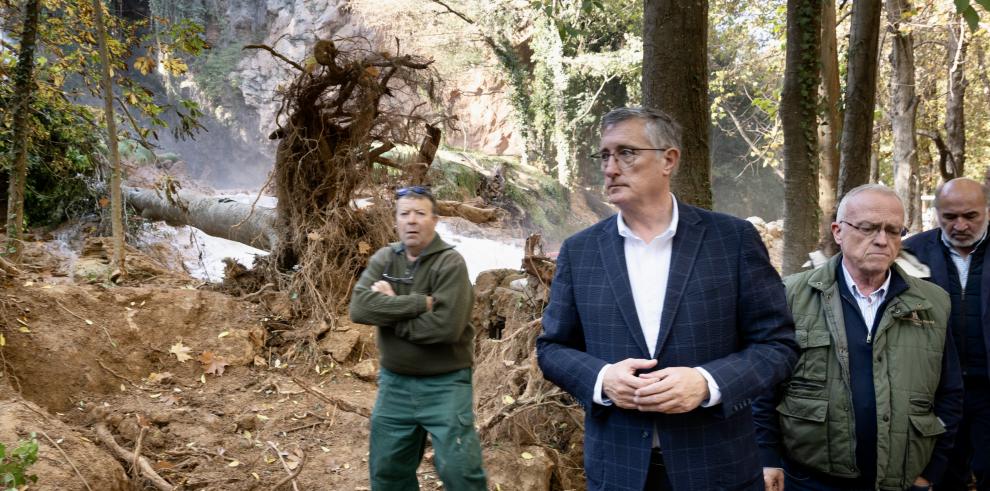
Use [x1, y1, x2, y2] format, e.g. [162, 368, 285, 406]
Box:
[435, 200, 498, 223]
[124, 186, 278, 251]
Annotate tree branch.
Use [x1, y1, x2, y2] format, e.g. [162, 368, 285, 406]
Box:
[242, 44, 305, 72]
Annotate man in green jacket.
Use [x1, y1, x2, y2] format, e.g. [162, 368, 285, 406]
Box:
[349, 186, 487, 491]
[754, 184, 964, 491]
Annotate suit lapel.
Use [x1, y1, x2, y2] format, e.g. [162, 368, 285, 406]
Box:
[655, 202, 705, 358]
[598, 216, 650, 357]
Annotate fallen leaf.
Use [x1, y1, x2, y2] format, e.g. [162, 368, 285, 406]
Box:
[146, 372, 174, 385]
[521, 452, 534, 460]
[227, 460, 240, 467]
[18, 326, 29, 333]
[0, 334, 5, 346]
[84, 319, 93, 325]
[169, 342, 192, 362]
[199, 351, 229, 376]
[256, 414, 269, 421]
[502, 395, 515, 405]
[251, 472, 260, 480]
[217, 331, 230, 339]
[149, 393, 162, 399]
[162, 395, 181, 406]
[153, 460, 175, 470]
[358, 241, 372, 255]
[320, 446, 331, 453]
[23, 281, 33, 287]
[200, 374, 206, 384]
[253, 355, 268, 367]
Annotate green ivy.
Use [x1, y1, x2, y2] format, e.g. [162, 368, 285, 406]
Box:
[0, 434, 39, 491]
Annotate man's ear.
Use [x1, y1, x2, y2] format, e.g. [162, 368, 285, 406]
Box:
[662, 148, 680, 176]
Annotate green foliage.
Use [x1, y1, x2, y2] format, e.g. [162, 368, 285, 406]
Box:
[0, 50, 102, 227]
[0, 434, 39, 490]
[955, 0, 990, 30]
[191, 43, 244, 105]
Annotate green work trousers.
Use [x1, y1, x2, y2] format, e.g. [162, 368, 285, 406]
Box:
[369, 367, 487, 491]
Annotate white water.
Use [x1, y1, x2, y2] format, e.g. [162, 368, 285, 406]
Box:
[141, 192, 524, 283]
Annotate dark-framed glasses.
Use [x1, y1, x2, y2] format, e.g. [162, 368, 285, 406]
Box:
[592, 147, 669, 170]
[396, 186, 433, 199]
[840, 220, 908, 238]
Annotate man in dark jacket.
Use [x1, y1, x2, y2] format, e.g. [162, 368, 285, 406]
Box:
[904, 177, 990, 490]
[349, 187, 486, 491]
[755, 184, 963, 491]
[537, 107, 798, 491]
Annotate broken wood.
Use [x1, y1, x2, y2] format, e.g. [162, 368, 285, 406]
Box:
[94, 422, 173, 491]
[289, 375, 371, 418]
[124, 186, 278, 250]
[435, 200, 498, 223]
[522, 233, 555, 286]
[0, 256, 21, 276]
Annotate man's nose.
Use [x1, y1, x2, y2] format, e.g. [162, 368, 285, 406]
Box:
[602, 156, 622, 176]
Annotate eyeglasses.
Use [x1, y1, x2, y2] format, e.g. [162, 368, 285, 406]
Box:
[396, 186, 432, 198]
[592, 148, 669, 170]
[840, 220, 908, 238]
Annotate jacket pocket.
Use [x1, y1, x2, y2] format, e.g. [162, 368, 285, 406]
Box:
[777, 395, 830, 472]
[903, 413, 945, 481]
[793, 329, 831, 382]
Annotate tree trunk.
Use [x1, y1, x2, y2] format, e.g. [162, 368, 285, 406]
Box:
[817, 0, 842, 253]
[92, 0, 126, 275]
[124, 187, 279, 251]
[4, 0, 40, 259]
[642, 0, 712, 209]
[781, 0, 823, 275]
[944, 16, 967, 179]
[887, 0, 919, 230]
[837, 0, 883, 199]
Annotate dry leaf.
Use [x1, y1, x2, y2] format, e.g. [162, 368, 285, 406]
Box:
[169, 342, 192, 362]
[502, 395, 515, 405]
[153, 460, 175, 470]
[84, 319, 93, 325]
[147, 372, 174, 385]
[521, 452, 534, 460]
[227, 460, 240, 467]
[162, 395, 182, 406]
[253, 355, 268, 367]
[199, 351, 229, 376]
[358, 241, 372, 255]
[217, 331, 230, 339]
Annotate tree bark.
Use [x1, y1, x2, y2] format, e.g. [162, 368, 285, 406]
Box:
[124, 187, 279, 251]
[642, 0, 712, 209]
[817, 0, 842, 252]
[92, 0, 126, 275]
[781, 0, 823, 275]
[887, 0, 919, 230]
[837, 0, 883, 199]
[944, 16, 967, 179]
[4, 0, 40, 259]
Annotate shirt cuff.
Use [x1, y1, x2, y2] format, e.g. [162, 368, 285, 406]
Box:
[695, 367, 722, 407]
[593, 364, 613, 406]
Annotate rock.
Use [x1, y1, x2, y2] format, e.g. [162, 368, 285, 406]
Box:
[320, 329, 363, 362]
[351, 359, 378, 382]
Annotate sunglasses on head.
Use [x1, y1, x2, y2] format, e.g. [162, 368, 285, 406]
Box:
[396, 186, 432, 198]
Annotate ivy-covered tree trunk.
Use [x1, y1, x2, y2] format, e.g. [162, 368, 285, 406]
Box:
[92, 0, 126, 275]
[944, 15, 968, 179]
[817, 0, 841, 250]
[642, 0, 712, 209]
[837, 0, 882, 199]
[781, 0, 822, 275]
[887, 0, 919, 230]
[4, 0, 40, 259]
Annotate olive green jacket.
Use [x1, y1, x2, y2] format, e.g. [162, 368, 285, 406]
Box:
[349, 234, 475, 376]
[755, 254, 962, 490]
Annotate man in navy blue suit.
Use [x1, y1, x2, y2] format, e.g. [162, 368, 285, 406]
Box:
[903, 177, 990, 490]
[536, 107, 798, 491]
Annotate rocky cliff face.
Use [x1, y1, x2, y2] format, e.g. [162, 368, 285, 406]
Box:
[191, 0, 522, 157]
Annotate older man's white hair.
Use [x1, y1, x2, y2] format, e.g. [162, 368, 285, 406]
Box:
[835, 183, 903, 223]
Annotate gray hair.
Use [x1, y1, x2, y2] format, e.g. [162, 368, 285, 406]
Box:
[835, 183, 903, 222]
[601, 107, 683, 151]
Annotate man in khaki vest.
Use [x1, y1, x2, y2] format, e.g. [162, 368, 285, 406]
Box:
[754, 184, 964, 491]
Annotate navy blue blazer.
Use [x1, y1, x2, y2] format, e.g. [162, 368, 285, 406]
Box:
[904, 228, 990, 375]
[536, 202, 798, 491]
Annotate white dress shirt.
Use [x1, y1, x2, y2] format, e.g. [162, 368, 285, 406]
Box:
[841, 263, 891, 333]
[592, 196, 722, 407]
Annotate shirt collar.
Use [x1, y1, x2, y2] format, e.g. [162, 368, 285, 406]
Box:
[840, 261, 891, 301]
[617, 194, 679, 242]
[939, 227, 988, 256]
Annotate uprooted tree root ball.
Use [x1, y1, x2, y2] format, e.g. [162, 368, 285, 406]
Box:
[245, 37, 445, 321]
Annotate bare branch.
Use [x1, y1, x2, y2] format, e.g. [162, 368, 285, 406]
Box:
[243, 44, 306, 72]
